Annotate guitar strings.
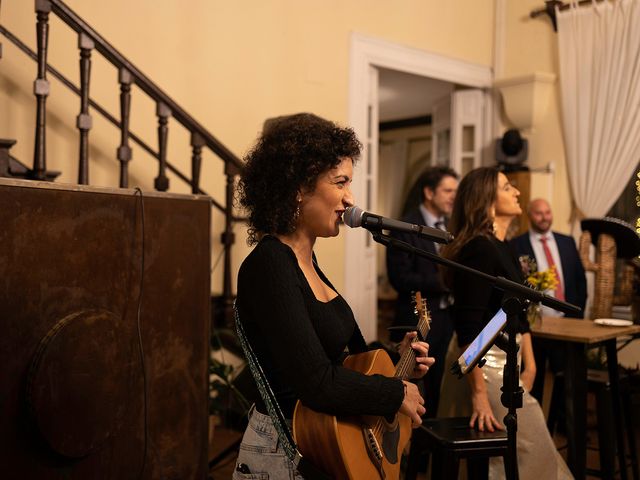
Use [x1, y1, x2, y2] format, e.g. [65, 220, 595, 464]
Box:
[372, 297, 431, 438]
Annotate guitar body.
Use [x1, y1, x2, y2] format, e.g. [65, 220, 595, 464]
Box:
[293, 349, 412, 479]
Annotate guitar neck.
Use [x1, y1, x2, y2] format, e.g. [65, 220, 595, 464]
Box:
[394, 293, 431, 381]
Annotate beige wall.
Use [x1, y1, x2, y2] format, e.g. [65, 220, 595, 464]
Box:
[501, 0, 573, 234]
[5, 1, 576, 295]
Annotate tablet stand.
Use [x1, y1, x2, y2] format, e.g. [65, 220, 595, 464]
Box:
[498, 297, 524, 480]
[372, 231, 580, 480]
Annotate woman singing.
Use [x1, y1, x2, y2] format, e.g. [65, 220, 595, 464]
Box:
[440, 167, 572, 479]
[233, 113, 434, 478]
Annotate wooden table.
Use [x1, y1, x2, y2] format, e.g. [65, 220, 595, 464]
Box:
[531, 317, 640, 480]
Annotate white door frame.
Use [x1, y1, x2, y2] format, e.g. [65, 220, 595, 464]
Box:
[345, 32, 493, 341]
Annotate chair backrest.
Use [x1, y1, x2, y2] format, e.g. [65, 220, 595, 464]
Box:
[579, 217, 639, 319]
[579, 231, 616, 318]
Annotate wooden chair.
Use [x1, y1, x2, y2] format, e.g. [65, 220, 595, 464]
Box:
[548, 369, 639, 480]
[405, 416, 509, 480]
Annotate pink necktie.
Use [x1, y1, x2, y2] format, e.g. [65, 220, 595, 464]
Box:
[540, 236, 565, 301]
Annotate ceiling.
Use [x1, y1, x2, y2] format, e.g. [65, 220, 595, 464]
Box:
[378, 67, 454, 123]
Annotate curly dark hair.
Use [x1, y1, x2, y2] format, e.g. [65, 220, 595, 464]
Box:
[238, 113, 362, 245]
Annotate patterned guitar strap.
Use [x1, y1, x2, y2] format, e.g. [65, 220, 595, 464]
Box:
[234, 302, 330, 480]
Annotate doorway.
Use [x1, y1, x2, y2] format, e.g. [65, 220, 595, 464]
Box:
[376, 69, 454, 338]
[346, 33, 493, 341]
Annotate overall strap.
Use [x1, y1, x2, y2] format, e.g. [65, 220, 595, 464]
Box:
[233, 302, 330, 480]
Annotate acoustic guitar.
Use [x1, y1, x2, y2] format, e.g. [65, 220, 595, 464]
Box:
[292, 292, 431, 479]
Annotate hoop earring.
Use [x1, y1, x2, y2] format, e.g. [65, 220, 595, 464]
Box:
[489, 207, 497, 234]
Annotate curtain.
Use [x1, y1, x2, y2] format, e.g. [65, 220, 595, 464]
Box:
[557, 0, 640, 219]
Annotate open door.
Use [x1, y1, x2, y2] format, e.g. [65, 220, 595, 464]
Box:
[432, 89, 485, 175]
[346, 34, 493, 343]
[344, 65, 379, 342]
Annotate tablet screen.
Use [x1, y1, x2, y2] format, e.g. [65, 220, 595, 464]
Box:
[458, 308, 507, 374]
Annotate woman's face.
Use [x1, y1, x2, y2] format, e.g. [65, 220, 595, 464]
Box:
[493, 172, 521, 218]
[298, 157, 354, 238]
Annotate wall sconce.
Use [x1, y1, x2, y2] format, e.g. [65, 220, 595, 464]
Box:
[494, 72, 556, 132]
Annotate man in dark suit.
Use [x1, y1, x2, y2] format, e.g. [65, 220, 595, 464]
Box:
[386, 166, 458, 417]
[510, 198, 587, 403]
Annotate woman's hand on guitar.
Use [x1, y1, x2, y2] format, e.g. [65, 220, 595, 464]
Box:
[400, 380, 426, 428]
[398, 331, 435, 379]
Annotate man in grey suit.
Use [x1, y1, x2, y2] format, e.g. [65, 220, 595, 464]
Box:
[387, 166, 458, 417]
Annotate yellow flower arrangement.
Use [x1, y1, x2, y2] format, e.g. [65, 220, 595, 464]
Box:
[527, 267, 559, 292]
[518, 255, 559, 327]
[519, 255, 559, 292]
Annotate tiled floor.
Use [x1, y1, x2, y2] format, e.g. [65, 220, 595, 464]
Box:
[208, 427, 242, 479]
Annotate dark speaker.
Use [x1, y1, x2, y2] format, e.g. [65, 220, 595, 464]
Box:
[0, 178, 211, 479]
[496, 129, 528, 171]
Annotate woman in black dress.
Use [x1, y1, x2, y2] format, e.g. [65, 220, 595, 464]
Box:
[440, 167, 571, 479]
[233, 113, 434, 478]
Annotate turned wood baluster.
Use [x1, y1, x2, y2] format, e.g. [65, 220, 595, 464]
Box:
[222, 162, 239, 325]
[32, 0, 52, 180]
[77, 32, 94, 184]
[154, 102, 171, 191]
[0, 0, 3, 60]
[190, 132, 204, 194]
[117, 68, 133, 188]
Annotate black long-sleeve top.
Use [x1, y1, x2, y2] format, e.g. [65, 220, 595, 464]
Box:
[453, 235, 530, 347]
[236, 235, 404, 418]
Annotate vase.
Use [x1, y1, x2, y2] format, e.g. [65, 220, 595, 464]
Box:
[527, 302, 542, 327]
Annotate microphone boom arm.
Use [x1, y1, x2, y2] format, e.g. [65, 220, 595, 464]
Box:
[361, 212, 454, 244]
[343, 205, 453, 244]
[371, 231, 580, 315]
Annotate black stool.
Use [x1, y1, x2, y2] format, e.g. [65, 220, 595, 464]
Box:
[549, 369, 639, 480]
[405, 417, 509, 480]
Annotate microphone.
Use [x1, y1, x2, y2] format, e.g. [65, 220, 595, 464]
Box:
[343, 206, 454, 244]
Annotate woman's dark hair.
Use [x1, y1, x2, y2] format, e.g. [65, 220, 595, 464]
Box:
[238, 113, 361, 245]
[441, 167, 499, 262]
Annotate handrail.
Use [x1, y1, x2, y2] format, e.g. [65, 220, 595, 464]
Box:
[3, 0, 246, 325]
[0, 23, 247, 218]
[48, 0, 243, 172]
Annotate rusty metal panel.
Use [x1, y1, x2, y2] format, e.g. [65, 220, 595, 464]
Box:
[0, 179, 211, 479]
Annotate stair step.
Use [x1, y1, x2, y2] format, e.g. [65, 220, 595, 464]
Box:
[0, 138, 60, 180]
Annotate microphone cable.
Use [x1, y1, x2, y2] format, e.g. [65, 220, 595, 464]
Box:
[133, 187, 148, 480]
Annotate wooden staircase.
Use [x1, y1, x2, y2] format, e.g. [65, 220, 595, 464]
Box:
[0, 0, 242, 325]
[0, 138, 59, 180]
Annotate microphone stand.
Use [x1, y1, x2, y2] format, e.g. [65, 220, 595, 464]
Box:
[371, 231, 580, 480]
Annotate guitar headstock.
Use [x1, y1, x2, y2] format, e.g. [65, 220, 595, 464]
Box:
[411, 291, 431, 340]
